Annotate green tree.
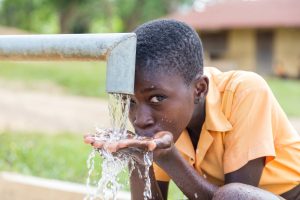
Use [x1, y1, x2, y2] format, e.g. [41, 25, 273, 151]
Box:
[113, 0, 192, 32]
[47, 0, 92, 33]
[0, 0, 53, 33]
[0, 0, 193, 33]
[0, 0, 107, 33]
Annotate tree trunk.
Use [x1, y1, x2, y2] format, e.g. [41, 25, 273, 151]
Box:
[59, 2, 77, 33]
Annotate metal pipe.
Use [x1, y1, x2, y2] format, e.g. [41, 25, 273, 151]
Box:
[0, 33, 136, 94]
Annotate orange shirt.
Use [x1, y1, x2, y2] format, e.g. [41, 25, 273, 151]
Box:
[153, 67, 300, 195]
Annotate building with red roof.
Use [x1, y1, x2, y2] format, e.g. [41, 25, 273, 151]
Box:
[168, 0, 300, 77]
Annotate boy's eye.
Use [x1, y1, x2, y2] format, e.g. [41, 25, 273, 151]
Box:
[150, 95, 166, 103]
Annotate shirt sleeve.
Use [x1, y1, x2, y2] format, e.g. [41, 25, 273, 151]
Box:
[223, 80, 277, 174]
[153, 162, 171, 182]
[153, 150, 195, 181]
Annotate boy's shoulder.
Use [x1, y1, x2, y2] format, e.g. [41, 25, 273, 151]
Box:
[204, 66, 269, 94]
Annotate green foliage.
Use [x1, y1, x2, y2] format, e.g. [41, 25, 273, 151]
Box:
[0, 0, 192, 33]
[168, 181, 186, 199]
[0, 61, 107, 97]
[113, 0, 192, 32]
[0, 0, 55, 33]
[0, 131, 92, 183]
[46, 0, 111, 33]
[0, 131, 129, 189]
[0, 0, 110, 33]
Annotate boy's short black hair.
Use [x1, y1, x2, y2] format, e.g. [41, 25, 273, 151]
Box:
[134, 19, 204, 85]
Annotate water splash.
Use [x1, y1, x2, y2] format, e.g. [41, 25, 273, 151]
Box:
[95, 150, 131, 199]
[86, 149, 96, 199]
[85, 93, 153, 200]
[143, 151, 153, 200]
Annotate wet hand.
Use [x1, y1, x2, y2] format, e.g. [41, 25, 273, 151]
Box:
[83, 131, 174, 163]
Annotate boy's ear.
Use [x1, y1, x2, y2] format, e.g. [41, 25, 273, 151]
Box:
[194, 74, 209, 98]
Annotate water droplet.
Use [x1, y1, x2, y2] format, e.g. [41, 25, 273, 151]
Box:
[194, 193, 198, 198]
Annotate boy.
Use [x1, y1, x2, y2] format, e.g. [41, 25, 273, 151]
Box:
[84, 19, 300, 199]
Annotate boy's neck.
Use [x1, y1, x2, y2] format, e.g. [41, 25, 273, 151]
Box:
[187, 102, 206, 149]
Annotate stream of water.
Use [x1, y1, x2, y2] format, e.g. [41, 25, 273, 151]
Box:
[85, 93, 153, 200]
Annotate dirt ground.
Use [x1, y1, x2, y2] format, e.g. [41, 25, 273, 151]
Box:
[0, 87, 110, 134]
[0, 87, 299, 134]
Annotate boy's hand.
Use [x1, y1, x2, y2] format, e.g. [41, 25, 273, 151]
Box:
[83, 131, 173, 165]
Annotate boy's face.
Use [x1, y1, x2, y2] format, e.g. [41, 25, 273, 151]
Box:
[129, 69, 196, 141]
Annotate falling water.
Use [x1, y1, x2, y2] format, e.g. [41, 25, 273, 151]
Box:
[143, 151, 153, 200]
[85, 93, 153, 200]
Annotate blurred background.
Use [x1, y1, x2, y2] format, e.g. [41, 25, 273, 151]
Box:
[0, 0, 299, 199]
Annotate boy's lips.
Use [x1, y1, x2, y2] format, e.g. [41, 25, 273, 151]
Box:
[135, 129, 160, 138]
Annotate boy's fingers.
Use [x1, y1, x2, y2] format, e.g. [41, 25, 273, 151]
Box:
[84, 136, 95, 144]
[93, 140, 105, 148]
[153, 133, 173, 149]
[116, 139, 150, 150]
[84, 132, 170, 152]
[106, 142, 121, 153]
[119, 140, 159, 152]
[116, 135, 172, 152]
[148, 141, 157, 151]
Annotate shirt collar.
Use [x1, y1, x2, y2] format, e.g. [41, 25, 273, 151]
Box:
[175, 129, 195, 161]
[204, 69, 232, 132]
[175, 68, 233, 161]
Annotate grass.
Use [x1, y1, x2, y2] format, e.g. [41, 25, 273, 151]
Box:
[0, 131, 97, 183]
[0, 62, 299, 116]
[0, 131, 183, 199]
[267, 77, 300, 117]
[0, 61, 107, 97]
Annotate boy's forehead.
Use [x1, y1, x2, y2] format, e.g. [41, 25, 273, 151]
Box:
[134, 69, 185, 90]
[135, 67, 182, 80]
[135, 73, 164, 88]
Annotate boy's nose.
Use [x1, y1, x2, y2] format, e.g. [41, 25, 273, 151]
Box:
[133, 105, 154, 130]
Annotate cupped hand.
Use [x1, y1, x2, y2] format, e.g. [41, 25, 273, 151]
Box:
[83, 131, 174, 164]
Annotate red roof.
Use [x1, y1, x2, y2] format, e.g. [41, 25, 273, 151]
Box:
[168, 0, 300, 30]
